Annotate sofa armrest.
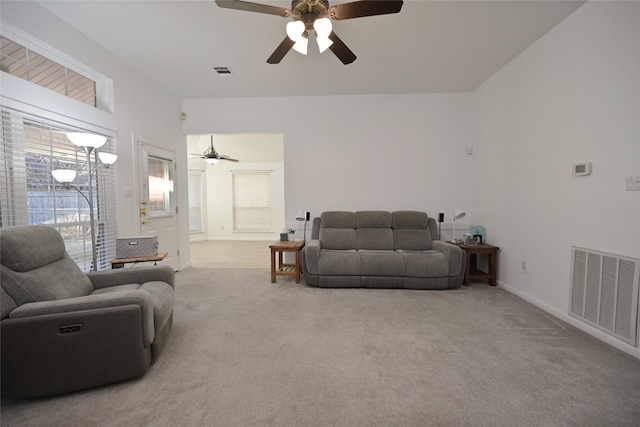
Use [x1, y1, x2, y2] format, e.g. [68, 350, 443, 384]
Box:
[432, 240, 464, 277]
[87, 265, 175, 290]
[303, 239, 321, 275]
[9, 290, 156, 347]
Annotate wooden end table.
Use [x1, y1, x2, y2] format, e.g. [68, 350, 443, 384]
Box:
[269, 240, 305, 283]
[109, 252, 168, 269]
[453, 243, 499, 286]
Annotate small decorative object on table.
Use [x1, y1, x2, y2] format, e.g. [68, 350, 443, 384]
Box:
[464, 234, 478, 246]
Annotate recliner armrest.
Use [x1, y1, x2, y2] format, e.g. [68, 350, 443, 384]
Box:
[303, 239, 321, 275]
[432, 240, 464, 277]
[87, 265, 175, 290]
[9, 290, 156, 346]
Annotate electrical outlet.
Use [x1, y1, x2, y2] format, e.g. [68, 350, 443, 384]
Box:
[626, 176, 640, 191]
[521, 260, 528, 273]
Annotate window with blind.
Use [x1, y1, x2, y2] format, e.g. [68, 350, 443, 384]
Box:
[188, 171, 204, 232]
[232, 171, 272, 232]
[0, 107, 117, 271]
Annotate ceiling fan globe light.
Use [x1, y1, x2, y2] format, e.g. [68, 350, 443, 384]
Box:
[205, 158, 219, 164]
[286, 20, 305, 42]
[313, 18, 332, 38]
[317, 36, 333, 53]
[292, 37, 308, 55]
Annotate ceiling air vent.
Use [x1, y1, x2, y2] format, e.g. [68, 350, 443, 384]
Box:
[213, 66, 234, 76]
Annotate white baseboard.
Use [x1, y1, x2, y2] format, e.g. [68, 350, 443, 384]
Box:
[497, 281, 640, 360]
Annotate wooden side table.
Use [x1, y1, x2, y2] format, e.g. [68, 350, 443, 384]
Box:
[109, 252, 168, 269]
[453, 243, 499, 286]
[269, 240, 305, 283]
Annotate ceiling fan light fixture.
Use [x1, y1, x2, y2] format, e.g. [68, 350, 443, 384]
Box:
[205, 157, 220, 164]
[292, 34, 308, 55]
[286, 20, 305, 42]
[316, 35, 333, 53]
[313, 17, 332, 38]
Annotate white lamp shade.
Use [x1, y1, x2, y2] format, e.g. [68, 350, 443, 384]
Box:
[52, 169, 77, 183]
[286, 20, 305, 42]
[98, 152, 118, 165]
[66, 132, 107, 148]
[295, 210, 305, 221]
[453, 208, 466, 220]
[313, 18, 332, 38]
[316, 36, 333, 53]
[292, 36, 308, 55]
[205, 157, 219, 164]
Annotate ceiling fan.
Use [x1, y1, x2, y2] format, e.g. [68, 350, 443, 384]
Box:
[191, 136, 239, 164]
[215, 0, 403, 64]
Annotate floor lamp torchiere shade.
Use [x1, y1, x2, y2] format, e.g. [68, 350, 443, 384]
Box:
[51, 132, 117, 271]
[451, 208, 466, 243]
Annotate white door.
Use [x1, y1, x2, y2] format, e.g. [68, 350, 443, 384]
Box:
[136, 135, 179, 270]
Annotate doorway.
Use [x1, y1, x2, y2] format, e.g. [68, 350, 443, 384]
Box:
[186, 133, 285, 244]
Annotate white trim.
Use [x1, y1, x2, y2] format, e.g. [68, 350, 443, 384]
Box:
[498, 280, 640, 360]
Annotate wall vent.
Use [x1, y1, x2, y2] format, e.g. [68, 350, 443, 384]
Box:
[570, 246, 640, 346]
[213, 66, 234, 76]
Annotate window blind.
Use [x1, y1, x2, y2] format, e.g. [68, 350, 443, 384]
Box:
[232, 171, 272, 232]
[0, 106, 117, 271]
[188, 170, 204, 232]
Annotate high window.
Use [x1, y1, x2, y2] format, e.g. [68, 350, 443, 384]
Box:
[1, 36, 97, 107]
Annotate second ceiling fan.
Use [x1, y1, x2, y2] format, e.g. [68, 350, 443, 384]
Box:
[215, 0, 403, 64]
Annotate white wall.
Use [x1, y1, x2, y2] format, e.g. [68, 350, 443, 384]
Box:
[182, 94, 476, 227]
[1, 1, 191, 269]
[472, 1, 640, 356]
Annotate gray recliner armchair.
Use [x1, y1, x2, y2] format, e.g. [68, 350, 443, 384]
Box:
[1, 225, 175, 398]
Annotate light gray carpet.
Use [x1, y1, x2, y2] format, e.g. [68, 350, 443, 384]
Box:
[2, 267, 640, 426]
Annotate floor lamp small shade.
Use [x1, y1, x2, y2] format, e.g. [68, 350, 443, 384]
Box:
[295, 210, 305, 221]
[66, 132, 106, 149]
[52, 169, 77, 183]
[98, 152, 118, 165]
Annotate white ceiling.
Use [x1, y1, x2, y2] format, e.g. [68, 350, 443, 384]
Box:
[38, 0, 585, 99]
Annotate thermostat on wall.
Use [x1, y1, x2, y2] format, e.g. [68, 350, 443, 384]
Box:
[573, 162, 592, 176]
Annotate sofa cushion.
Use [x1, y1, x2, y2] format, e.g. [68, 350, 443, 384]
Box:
[1, 257, 94, 305]
[359, 250, 404, 276]
[0, 225, 66, 272]
[356, 211, 392, 228]
[320, 212, 357, 250]
[318, 249, 361, 275]
[321, 211, 356, 228]
[397, 250, 449, 277]
[392, 211, 432, 251]
[355, 211, 393, 250]
[0, 225, 94, 304]
[356, 229, 393, 250]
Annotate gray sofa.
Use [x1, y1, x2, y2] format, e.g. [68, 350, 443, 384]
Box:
[302, 211, 465, 289]
[1, 225, 175, 398]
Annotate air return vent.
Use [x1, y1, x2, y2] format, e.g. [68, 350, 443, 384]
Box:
[570, 246, 640, 346]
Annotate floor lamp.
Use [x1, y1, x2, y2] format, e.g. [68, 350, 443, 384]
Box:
[295, 210, 308, 242]
[451, 208, 466, 243]
[52, 132, 117, 271]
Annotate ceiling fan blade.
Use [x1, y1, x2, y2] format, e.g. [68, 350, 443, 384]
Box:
[328, 32, 357, 65]
[215, 0, 290, 17]
[267, 37, 296, 64]
[220, 156, 240, 162]
[329, 0, 403, 20]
